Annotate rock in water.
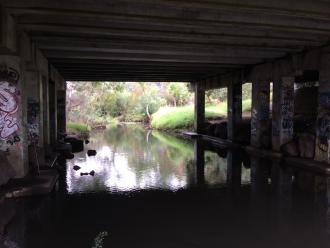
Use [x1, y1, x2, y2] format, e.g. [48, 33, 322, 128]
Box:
[89, 170, 95, 176]
[87, 150, 97, 156]
[80, 172, 89, 176]
[73, 165, 81, 171]
[85, 140, 90, 144]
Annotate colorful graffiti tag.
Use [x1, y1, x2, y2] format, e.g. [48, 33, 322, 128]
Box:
[0, 66, 20, 142]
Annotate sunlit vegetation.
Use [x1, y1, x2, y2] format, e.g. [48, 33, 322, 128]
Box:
[151, 99, 252, 130]
[66, 82, 253, 131]
[67, 82, 192, 127]
[67, 122, 90, 133]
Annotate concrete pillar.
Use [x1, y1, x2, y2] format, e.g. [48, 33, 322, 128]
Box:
[41, 75, 50, 146]
[315, 54, 330, 163]
[194, 139, 205, 186]
[251, 81, 271, 148]
[272, 77, 295, 151]
[57, 88, 66, 134]
[0, 56, 29, 178]
[48, 80, 57, 144]
[227, 82, 242, 141]
[194, 83, 205, 134]
[25, 70, 42, 145]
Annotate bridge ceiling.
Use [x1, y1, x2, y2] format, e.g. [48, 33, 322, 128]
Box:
[3, 0, 330, 81]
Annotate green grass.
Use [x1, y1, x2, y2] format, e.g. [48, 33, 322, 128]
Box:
[67, 122, 90, 133]
[151, 99, 251, 130]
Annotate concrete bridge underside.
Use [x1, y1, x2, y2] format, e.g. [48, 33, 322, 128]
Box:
[0, 0, 330, 181]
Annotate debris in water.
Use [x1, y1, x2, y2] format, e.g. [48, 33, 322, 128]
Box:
[87, 150, 97, 156]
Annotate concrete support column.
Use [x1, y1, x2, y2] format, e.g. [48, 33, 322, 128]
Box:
[194, 83, 205, 134]
[251, 81, 271, 148]
[315, 54, 330, 163]
[41, 76, 50, 146]
[57, 89, 66, 134]
[48, 80, 57, 145]
[227, 82, 242, 141]
[0, 56, 29, 178]
[272, 77, 295, 151]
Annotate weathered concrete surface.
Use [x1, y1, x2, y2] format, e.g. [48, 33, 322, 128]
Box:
[251, 81, 270, 148]
[227, 82, 242, 142]
[315, 54, 330, 163]
[0, 151, 15, 186]
[194, 83, 205, 134]
[1, 169, 58, 198]
[0, 56, 29, 178]
[272, 77, 295, 151]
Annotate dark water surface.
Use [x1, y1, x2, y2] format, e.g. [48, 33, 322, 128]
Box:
[1, 124, 330, 248]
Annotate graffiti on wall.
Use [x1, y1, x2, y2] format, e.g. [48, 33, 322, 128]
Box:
[27, 98, 40, 143]
[0, 65, 20, 149]
[317, 92, 330, 152]
[281, 83, 294, 134]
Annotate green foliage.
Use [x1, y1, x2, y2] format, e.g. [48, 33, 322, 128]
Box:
[151, 104, 226, 130]
[151, 100, 251, 130]
[67, 82, 192, 125]
[67, 81, 251, 128]
[135, 84, 165, 120]
[242, 83, 252, 100]
[205, 88, 227, 103]
[67, 122, 90, 132]
[167, 83, 191, 106]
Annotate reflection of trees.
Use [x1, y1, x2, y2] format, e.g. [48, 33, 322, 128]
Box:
[82, 125, 246, 190]
[102, 125, 194, 187]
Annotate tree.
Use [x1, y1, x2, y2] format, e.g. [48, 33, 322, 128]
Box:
[167, 83, 191, 106]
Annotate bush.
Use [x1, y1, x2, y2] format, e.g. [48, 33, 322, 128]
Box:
[67, 122, 90, 133]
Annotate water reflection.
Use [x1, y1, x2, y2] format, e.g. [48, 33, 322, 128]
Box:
[1, 124, 330, 248]
[66, 124, 244, 193]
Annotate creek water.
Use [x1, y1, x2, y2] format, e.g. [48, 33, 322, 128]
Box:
[1, 124, 330, 248]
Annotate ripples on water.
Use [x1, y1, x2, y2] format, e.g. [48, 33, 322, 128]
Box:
[1, 124, 329, 248]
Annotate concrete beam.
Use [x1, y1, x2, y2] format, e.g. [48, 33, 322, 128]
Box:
[227, 82, 242, 141]
[0, 5, 17, 53]
[23, 24, 324, 48]
[6, 0, 330, 33]
[194, 83, 205, 134]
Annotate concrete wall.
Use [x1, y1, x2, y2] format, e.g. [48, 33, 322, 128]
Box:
[0, 6, 61, 182]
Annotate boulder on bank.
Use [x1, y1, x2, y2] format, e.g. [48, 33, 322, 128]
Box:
[204, 119, 250, 144]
